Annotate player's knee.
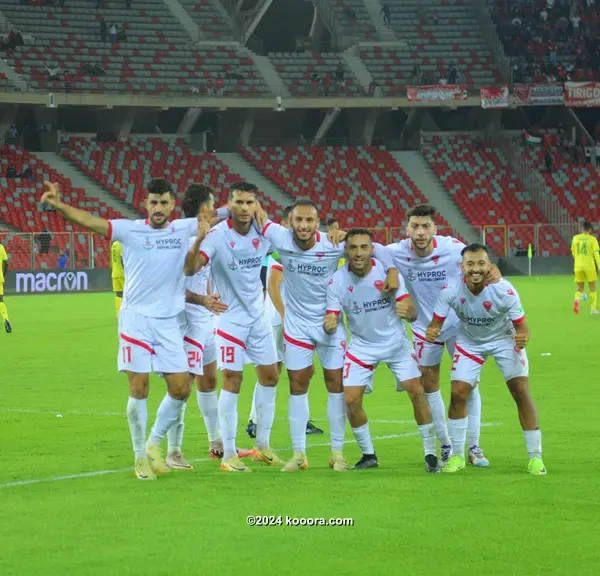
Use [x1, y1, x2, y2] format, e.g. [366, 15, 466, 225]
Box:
[128, 374, 149, 399]
[402, 378, 425, 398]
[450, 386, 469, 408]
[323, 369, 343, 393]
[507, 377, 530, 401]
[288, 368, 311, 394]
[222, 370, 243, 393]
[420, 367, 440, 393]
[344, 391, 362, 414]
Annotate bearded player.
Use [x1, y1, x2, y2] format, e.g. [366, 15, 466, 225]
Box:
[427, 244, 546, 476]
[374, 204, 490, 467]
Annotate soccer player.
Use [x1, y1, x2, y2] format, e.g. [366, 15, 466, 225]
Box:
[324, 229, 440, 472]
[255, 198, 398, 472]
[110, 240, 125, 317]
[41, 178, 213, 481]
[0, 241, 11, 333]
[184, 181, 281, 473]
[426, 244, 546, 476]
[571, 220, 600, 314]
[374, 204, 490, 467]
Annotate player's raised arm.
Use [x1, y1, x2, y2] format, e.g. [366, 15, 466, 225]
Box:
[267, 261, 285, 319]
[40, 181, 109, 237]
[184, 219, 211, 276]
[323, 278, 342, 334]
[255, 204, 288, 250]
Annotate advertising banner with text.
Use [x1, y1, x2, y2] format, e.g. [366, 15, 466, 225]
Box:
[407, 84, 468, 103]
[3, 269, 112, 295]
[564, 82, 600, 107]
[512, 84, 564, 106]
[480, 86, 509, 109]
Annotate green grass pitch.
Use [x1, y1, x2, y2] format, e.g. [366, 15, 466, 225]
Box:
[1, 276, 599, 575]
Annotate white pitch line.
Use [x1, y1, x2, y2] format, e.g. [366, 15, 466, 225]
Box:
[0, 423, 501, 490]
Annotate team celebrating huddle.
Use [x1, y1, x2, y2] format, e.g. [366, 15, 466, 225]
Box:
[40, 177, 547, 479]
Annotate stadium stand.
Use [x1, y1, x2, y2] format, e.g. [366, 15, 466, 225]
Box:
[361, 0, 499, 92]
[270, 52, 364, 96]
[327, 0, 378, 41]
[241, 145, 452, 243]
[176, 0, 235, 40]
[422, 134, 568, 256]
[0, 0, 269, 95]
[61, 137, 283, 216]
[0, 145, 124, 268]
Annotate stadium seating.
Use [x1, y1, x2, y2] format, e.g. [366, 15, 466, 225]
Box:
[327, 0, 378, 41]
[520, 140, 600, 224]
[61, 137, 283, 216]
[240, 145, 452, 243]
[0, 0, 269, 95]
[270, 52, 364, 96]
[422, 135, 567, 256]
[176, 0, 235, 40]
[0, 145, 124, 267]
[360, 0, 498, 93]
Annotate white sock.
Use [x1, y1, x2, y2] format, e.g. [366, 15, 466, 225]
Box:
[289, 394, 309, 453]
[197, 390, 221, 442]
[255, 384, 277, 449]
[167, 401, 187, 453]
[327, 392, 346, 452]
[467, 386, 482, 448]
[126, 397, 148, 459]
[249, 382, 258, 422]
[426, 390, 451, 446]
[418, 423, 437, 456]
[352, 422, 374, 455]
[523, 429, 542, 459]
[218, 389, 239, 460]
[149, 394, 185, 446]
[447, 417, 468, 459]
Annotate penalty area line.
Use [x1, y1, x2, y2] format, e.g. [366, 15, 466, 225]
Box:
[0, 423, 501, 490]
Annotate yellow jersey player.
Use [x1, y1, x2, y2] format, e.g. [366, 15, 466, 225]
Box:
[111, 240, 125, 316]
[571, 221, 600, 315]
[0, 241, 11, 333]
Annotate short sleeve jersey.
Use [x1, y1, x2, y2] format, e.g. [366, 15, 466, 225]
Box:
[375, 236, 464, 339]
[199, 219, 271, 326]
[262, 220, 344, 326]
[326, 259, 411, 347]
[433, 278, 526, 344]
[108, 218, 197, 318]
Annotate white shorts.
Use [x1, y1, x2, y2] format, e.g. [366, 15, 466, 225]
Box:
[412, 327, 456, 367]
[283, 316, 346, 371]
[215, 315, 278, 371]
[272, 323, 284, 363]
[181, 317, 216, 376]
[344, 339, 421, 393]
[118, 309, 188, 374]
[451, 337, 529, 385]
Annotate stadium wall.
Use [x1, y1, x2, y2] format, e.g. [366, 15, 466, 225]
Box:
[498, 257, 573, 276]
[4, 269, 112, 295]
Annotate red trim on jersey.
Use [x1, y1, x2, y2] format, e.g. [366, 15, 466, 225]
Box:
[227, 219, 233, 229]
[216, 329, 246, 349]
[144, 219, 150, 226]
[412, 329, 444, 346]
[346, 352, 374, 371]
[120, 333, 155, 355]
[432, 313, 446, 322]
[455, 344, 485, 366]
[396, 294, 409, 302]
[183, 336, 204, 352]
[284, 332, 315, 350]
[512, 315, 526, 326]
[199, 250, 210, 264]
[316, 231, 321, 241]
[271, 264, 283, 271]
[262, 222, 272, 236]
[325, 309, 341, 316]
[107, 221, 113, 242]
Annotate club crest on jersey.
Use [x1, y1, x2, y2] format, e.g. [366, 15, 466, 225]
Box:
[142, 237, 154, 250]
[348, 286, 354, 293]
[374, 280, 384, 291]
[341, 340, 347, 351]
[442, 283, 448, 290]
[507, 289, 515, 296]
[460, 297, 466, 304]
[432, 256, 440, 264]
[316, 252, 325, 261]
[228, 258, 239, 271]
[483, 301, 493, 312]
[252, 238, 260, 250]
[350, 301, 362, 315]
[328, 279, 334, 285]
[406, 257, 412, 262]
[229, 241, 235, 248]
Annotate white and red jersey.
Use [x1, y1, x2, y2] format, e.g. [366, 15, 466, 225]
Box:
[199, 219, 271, 326]
[433, 278, 526, 344]
[261, 220, 344, 326]
[184, 236, 213, 324]
[375, 235, 464, 341]
[264, 255, 284, 327]
[108, 218, 197, 318]
[326, 259, 411, 347]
